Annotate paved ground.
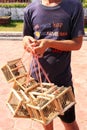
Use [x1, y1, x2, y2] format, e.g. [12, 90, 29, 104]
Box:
[0, 40, 87, 130]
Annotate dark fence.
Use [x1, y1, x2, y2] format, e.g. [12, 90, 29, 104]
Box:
[0, 0, 30, 2]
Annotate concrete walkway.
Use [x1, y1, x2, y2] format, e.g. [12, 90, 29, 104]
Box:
[0, 40, 87, 130]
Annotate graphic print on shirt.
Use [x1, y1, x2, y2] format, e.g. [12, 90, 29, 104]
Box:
[34, 22, 68, 39]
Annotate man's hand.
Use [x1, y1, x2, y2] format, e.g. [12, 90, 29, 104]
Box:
[23, 36, 37, 54]
[23, 36, 49, 57]
[33, 39, 50, 57]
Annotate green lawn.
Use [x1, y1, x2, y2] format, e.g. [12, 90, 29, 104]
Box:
[0, 20, 87, 32]
[0, 20, 23, 32]
[84, 25, 87, 32]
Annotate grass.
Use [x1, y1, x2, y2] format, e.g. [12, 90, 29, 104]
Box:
[0, 20, 87, 32]
[0, 20, 23, 32]
[84, 25, 87, 31]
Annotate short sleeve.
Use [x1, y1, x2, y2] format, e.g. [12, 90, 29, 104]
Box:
[70, 2, 85, 38]
[23, 7, 34, 37]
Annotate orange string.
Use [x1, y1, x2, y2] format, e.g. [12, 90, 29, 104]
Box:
[19, 46, 51, 91]
[34, 55, 51, 83]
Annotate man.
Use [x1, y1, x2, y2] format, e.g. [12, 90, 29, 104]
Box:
[23, 0, 84, 130]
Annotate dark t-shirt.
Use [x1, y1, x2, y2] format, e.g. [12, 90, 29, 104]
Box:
[23, 0, 84, 86]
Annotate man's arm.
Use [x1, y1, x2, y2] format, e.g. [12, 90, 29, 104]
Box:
[47, 36, 83, 51]
[32, 36, 83, 56]
[23, 35, 83, 56]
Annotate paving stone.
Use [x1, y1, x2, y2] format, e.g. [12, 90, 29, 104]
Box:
[0, 118, 14, 129]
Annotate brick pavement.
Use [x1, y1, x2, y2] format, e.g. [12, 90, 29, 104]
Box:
[0, 40, 87, 130]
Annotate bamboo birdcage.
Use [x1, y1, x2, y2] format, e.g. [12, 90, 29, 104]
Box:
[26, 85, 75, 124]
[7, 88, 30, 118]
[15, 75, 38, 92]
[2, 52, 76, 125]
[7, 79, 75, 124]
[1, 58, 27, 83]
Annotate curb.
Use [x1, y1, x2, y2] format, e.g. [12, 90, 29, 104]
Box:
[0, 32, 87, 40]
[0, 32, 23, 40]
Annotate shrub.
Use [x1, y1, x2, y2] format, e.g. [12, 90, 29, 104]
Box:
[83, 3, 87, 8]
[0, 3, 29, 8]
